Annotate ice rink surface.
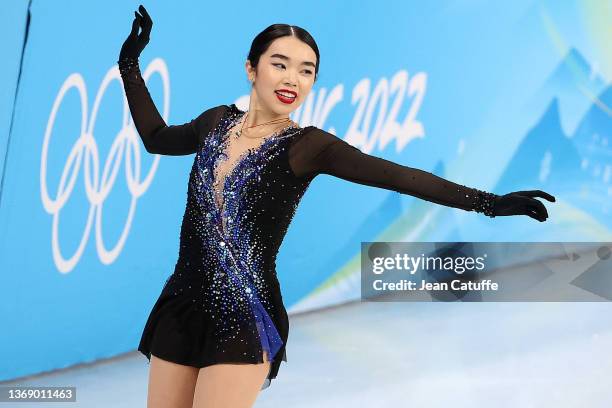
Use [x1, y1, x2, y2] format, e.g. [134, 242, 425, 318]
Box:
[3, 301, 611, 407]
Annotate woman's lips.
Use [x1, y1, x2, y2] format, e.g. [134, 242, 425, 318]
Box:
[275, 90, 296, 104]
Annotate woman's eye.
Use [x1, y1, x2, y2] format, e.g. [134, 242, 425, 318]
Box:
[273, 63, 312, 75]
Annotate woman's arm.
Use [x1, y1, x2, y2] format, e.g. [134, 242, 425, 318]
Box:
[118, 57, 209, 155]
[117, 5, 211, 156]
[289, 127, 498, 216]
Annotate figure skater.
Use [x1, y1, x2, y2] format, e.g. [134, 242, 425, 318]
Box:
[117, 5, 555, 407]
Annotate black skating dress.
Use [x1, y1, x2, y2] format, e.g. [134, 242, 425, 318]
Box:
[118, 57, 497, 390]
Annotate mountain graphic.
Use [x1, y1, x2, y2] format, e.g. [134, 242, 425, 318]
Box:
[525, 47, 607, 135]
[496, 88, 610, 228]
[496, 98, 583, 191]
[572, 84, 612, 185]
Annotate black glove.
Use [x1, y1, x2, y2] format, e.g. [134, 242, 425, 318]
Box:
[492, 190, 555, 222]
[119, 4, 153, 61]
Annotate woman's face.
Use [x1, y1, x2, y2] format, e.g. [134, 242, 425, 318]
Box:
[246, 36, 317, 117]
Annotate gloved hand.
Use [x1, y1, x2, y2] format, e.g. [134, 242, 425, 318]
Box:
[119, 4, 153, 61]
[493, 190, 555, 222]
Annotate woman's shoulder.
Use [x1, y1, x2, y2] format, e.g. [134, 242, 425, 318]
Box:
[193, 104, 229, 122]
[296, 125, 342, 143]
[288, 126, 352, 159]
[196, 104, 234, 128]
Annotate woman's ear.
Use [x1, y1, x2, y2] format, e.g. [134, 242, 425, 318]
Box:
[245, 60, 256, 82]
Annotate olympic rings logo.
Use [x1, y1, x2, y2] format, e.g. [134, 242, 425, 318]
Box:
[40, 58, 170, 273]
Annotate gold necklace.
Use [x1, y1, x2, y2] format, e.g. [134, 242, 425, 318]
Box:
[230, 112, 293, 139]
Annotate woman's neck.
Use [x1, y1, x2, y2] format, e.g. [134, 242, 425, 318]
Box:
[244, 107, 290, 129]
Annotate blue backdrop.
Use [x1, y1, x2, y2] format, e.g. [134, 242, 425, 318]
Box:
[1, 0, 610, 381]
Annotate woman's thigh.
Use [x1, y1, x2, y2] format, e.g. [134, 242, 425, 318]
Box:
[147, 354, 199, 408]
[191, 351, 271, 408]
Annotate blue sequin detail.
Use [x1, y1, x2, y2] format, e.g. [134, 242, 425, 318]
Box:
[184, 104, 301, 362]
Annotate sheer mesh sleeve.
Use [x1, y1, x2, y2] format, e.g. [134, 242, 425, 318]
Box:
[117, 57, 224, 155]
[288, 127, 498, 216]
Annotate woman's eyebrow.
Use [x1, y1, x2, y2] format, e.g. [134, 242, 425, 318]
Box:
[270, 53, 315, 68]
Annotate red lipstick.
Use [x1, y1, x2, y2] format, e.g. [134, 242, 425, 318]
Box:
[275, 89, 297, 104]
